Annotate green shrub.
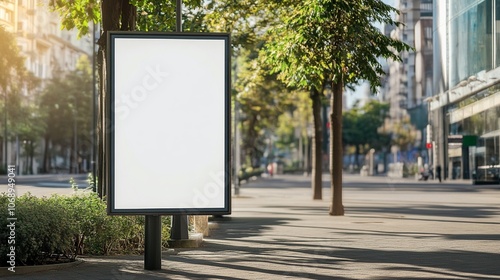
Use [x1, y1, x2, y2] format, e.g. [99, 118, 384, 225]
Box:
[0, 192, 172, 266]
[403, 163, 418, 177]
[0, 194, 75, 265]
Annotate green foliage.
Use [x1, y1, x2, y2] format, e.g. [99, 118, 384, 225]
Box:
[203, 0, 275, 52]
[274, 91, 312, 155]
[389, 115, 418, 151]
[0, 193, 172, 266]
[343, 100, 391, 152]
[0, 26, 42, 174]
[0, 25, 25, 92]
[261, 0, 412, 92]
[48, 0, 100, 37]
[48, 0, 206, 36]
[39, 56, 93, 172]
[133, 0, 206, 32]
[86, 172, 98, 192]
[15, 97, 45, 142]
[0, 194, 75, 265]
[235, 47, 294, 166]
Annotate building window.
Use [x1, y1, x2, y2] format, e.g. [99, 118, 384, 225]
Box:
[0, 8, 10, 22]
[420, 3, 432, 12]
[425, 27, 432, 39]
[450, 1, 493, 85]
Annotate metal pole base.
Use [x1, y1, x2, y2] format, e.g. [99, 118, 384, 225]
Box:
[145, 215, 162, 270]
[170, 214, 188, 240]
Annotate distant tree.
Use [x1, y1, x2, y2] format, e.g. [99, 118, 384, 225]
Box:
[358, 100, 391, 151]
[390, 115, 418, 152]
[0, 26, 25, 92]
[204, 0, 297, 171]
[235, 48, 293, 167]
[343, 100, 390, 166]
[12, 73, 44, 175]
[342, 106, 363, 166]
[262, 0, 411, 214]
[39, 56, 93, 174]
[67, 57, 94, 174]
[0, 25, 26, 171]
[261, 1, 327, 200]
[274, 90, 312, 169]
[17, 106, 45, 174]
[135, 0, 207, 32]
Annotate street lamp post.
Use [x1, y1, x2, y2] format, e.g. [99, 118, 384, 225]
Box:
[3, 92, 7, 172]
[73, 111, 78, 174]
[234, 98, 241, 195]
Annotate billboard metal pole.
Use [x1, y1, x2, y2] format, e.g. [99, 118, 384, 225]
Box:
[176, 0, 182, 33]
[144, 0, 185, 270]
[144, 215, 162, 270]
[170, 0, 189, 241]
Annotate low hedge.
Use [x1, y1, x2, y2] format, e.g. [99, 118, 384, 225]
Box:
[0, 192, 171, 266]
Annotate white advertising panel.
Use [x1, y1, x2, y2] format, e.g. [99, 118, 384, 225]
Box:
[107, 32, 231, 215]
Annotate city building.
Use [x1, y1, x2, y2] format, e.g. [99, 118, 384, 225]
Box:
[430, 0, 500, 182]
[0, 0, 17, 32]
[1, 0, 93, 174]
[383, 0, 433, 165]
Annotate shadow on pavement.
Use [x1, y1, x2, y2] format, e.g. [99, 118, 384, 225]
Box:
[166, 232, 500, 280]
[209, 217, 299, 239]
[347, 204, 500, 219]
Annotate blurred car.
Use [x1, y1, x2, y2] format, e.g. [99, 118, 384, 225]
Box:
[472, 165, 500, 184]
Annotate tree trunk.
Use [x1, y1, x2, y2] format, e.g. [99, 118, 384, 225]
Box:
[70, 133, 75, 174]
[96, 0, 137, 198]
[330, 80, 344, 216]
[29, 142, 34, 174]
[42, 135, 50, 173]
[355, 144, 360, 168]
[310, 87, 323, 200]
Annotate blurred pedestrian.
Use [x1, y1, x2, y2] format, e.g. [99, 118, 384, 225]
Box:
[436, 165, 442, 182]
[267, 163, 274, 177]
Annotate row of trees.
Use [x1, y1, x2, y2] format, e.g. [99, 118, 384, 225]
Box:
[273, 98, 418, 174]
[0, 24, 93, 174]
[40, 58, 94, 174]
[47, 0, 411, 215]
[0, 26, 25, 173]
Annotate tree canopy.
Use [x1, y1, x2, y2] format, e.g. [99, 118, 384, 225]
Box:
[343, 100, 391, 166]
[261, 0, 412, 214]
[0, 25, 25, 93]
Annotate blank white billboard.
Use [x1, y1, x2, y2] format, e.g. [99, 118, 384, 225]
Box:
[107, 32, 231, 215]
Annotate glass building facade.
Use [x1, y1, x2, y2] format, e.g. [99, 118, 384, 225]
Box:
[432, 0, 500, 182]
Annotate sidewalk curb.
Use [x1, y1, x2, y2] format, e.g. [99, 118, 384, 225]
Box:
[0, 259, 84, 277]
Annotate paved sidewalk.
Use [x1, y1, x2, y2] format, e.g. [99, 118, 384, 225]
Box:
[3, 174, 500, 279]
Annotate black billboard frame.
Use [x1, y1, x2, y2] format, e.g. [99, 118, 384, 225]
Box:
[105, 31, 231, 216]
